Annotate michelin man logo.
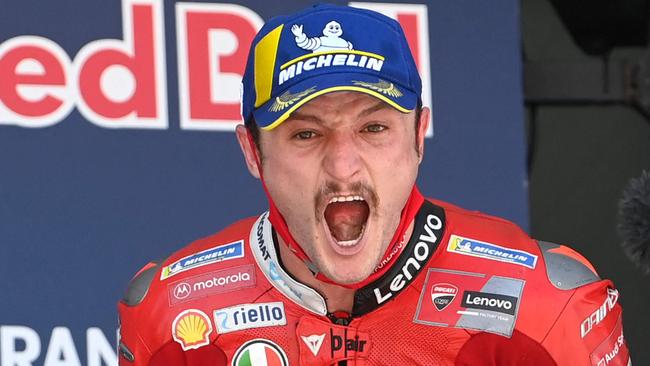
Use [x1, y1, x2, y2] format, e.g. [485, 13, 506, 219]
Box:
[291, 21, 353, 52]
[277, 20, 384, 87]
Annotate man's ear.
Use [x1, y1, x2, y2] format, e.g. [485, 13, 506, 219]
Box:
[235, 125, 261, 179]
[416, 107, 430, 163]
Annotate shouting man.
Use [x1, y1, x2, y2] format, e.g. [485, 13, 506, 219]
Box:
[118, 4, 631, 365]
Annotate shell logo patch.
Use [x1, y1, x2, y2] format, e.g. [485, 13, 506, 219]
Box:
[232, 339, 288, 366]
[172, 309, 212, 350]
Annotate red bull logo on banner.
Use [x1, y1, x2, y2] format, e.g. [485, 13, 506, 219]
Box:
[0, 0, 431, 134]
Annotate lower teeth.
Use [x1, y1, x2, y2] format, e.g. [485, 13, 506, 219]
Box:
[335, 226, 365, 247]
[336, 239, 358, 247]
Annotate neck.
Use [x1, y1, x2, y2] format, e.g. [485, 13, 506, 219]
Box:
[276, 219, 416, 314]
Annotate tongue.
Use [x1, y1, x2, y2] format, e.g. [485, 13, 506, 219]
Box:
[324, 201, 370, 242]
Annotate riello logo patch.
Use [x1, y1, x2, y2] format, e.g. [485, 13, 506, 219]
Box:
[0, 0, 431, 135]
[431, 283, 458, 311]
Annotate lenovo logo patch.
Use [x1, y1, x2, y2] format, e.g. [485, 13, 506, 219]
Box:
[461, 291, 518, 316]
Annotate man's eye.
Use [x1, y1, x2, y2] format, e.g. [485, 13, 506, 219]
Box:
[294, 130, 317, 140]
[363, 124, 387, 133]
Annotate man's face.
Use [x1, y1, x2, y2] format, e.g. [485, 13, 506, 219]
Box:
[238, 91, 429, 284]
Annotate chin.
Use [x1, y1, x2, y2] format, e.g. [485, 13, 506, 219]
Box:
[324, 268, 371, 285]
[317, 251, 379, 284]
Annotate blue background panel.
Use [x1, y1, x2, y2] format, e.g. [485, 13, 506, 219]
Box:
[0, 0, 525, 364]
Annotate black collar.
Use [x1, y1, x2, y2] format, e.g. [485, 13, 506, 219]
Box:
[352, 201, 446, 316]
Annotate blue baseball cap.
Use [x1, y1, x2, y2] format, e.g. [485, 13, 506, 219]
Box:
[241, 4, 422, 130]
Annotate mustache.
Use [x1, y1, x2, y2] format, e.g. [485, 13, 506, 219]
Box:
[314, 181, 378, 214]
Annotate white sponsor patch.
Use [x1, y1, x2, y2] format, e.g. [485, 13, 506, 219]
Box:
[447, 235, 538, 269]
[160, 240, 244, 280]
[213, 302, 286, 334]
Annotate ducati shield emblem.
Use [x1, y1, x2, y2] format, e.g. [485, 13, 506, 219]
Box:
[431, 283, 458, 311]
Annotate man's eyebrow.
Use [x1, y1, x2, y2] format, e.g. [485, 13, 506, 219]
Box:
[288, 112, 322, 123]
[359, 101, 390, 117]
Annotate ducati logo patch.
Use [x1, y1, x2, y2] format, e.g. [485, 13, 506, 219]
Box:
[414, 268, 525, 338]
[431, 283, 458, 311]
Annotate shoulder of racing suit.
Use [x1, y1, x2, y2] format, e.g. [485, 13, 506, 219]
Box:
[429, 197, 600, 291]
[118, 215, 269, 365]
[427, 196, 544, 260]
[123, 259, 164, 306]
[428, 198, 630, 366]
[537, 240, 601, 290]
[121, 215, 264, 307]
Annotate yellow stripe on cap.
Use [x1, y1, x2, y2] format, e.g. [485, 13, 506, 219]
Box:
[262, 86, 412, 130]
[254, 24, 284, 108]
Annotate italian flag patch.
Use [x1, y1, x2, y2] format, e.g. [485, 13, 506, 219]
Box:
[233, 339, 288, 366]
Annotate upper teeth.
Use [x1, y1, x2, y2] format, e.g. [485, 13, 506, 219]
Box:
[329, 195, 364, 203]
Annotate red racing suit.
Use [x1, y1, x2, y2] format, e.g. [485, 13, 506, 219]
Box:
[118, 198, 632, 365]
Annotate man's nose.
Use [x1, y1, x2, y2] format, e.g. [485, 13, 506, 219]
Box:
[322, 132, 362, 182]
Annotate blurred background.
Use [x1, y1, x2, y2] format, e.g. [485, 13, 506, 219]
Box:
[0, 0, 648, 364]
[525, 0, 650, 363]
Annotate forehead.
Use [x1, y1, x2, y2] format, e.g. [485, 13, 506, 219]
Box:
[292, 91, 392, 116]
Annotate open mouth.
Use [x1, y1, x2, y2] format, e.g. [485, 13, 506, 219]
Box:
[323, 195, 370, 252]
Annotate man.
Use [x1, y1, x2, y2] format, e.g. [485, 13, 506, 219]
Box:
[118, 4, 631, 365]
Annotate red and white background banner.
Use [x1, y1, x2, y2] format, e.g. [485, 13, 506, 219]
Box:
[0, 0, 525, 364]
